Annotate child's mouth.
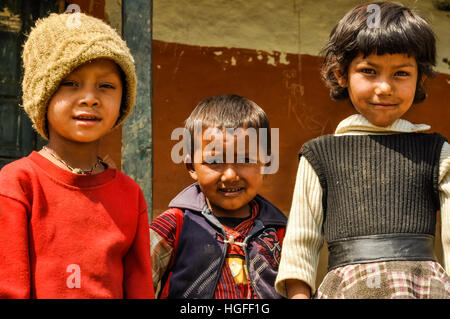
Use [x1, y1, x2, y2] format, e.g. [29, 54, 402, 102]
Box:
[370, 103, 398, 109]
[73, 114, 102, 125]
[218, 187, 245, 196]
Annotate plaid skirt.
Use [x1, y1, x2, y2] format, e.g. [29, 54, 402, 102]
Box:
[314, 261, 450, 299]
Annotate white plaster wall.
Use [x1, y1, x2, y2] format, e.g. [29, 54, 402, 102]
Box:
[153, 0, 450, 74]
[153, 0, 302, 54]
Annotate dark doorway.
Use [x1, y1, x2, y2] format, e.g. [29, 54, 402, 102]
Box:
[0, 0, 59, 169]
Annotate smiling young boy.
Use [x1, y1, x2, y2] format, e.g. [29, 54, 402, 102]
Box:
[150, 94, 287, 299]
[0, 13, 154, 298]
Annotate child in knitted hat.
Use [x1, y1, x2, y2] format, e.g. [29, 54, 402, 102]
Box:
[0, 12, 154, 298]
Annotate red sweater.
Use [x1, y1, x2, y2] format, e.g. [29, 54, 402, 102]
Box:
[0, 152, 154, 299]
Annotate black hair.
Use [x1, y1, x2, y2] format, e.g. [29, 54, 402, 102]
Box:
[321, 1, 436, 103]
[184, 94, 271, 162]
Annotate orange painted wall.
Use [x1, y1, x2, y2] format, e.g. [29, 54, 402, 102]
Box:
[153, 39, 450, 216]
[66, 0, 105, 19]
[152, 39, 450, 286]
[154, 41, 342, 217]
[60, 1, 450, 287]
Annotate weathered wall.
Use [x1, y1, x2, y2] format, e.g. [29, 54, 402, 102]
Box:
[152, 0, 450, 287]
[297, 0, 450, 74]
[57, 0, 450, 289]
[154, 0, 450, 74]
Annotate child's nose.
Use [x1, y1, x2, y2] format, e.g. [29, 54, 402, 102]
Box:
[221, 165, 239, 182]
[374, 78, 393, 96]
[79, 87, 100, 107]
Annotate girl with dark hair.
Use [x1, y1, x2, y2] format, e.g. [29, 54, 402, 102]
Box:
[275, 2, 450, 298]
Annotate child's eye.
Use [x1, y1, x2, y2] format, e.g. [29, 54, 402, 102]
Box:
[360, 68, 376, 75]
[394, 71, 410, 77]
[238, 157, 257, 164]
[60, 80, 77, 87]
[100, 83, 116, 89]
[205, 159, 222, 165]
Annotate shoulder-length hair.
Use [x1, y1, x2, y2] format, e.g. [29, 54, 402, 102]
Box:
[321, 1, 436, 103]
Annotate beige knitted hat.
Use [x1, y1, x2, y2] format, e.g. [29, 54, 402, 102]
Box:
[21, 12, 137, 139]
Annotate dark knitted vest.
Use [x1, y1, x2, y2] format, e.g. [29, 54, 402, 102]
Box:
[300, 133, 447, 242]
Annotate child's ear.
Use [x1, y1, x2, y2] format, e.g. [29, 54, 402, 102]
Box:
[184, 155, 198, 180]
[334, 69, 347, 88]
[419, 74, 427, 87]
[187, 166, 198, 181]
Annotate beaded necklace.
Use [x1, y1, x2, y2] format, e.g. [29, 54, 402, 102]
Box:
[42, 146, 103, 175]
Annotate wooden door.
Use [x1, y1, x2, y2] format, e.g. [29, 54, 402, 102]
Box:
[0, 0, 58, 169]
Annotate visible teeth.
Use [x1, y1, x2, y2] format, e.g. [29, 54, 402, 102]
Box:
[221, 188, 242, 192]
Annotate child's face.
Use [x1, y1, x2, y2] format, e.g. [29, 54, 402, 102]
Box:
[189, 127, 264, 218]
[337, 53, 419, 127]
[47, 58, 123, 143]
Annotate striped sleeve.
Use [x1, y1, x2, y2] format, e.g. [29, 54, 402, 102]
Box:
[439, 142, 450, 274]
[275, 156, 324, 297]
[150, 208, 179, 246]
[149, 209, 180, 293]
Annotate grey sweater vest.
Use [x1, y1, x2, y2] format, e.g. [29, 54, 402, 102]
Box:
[300, 133, 447, 242]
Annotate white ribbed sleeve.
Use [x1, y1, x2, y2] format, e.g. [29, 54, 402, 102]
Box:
[275, 114, 450, 297]
[275, 157, 324, 297]
[439, 142, 450, 274]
